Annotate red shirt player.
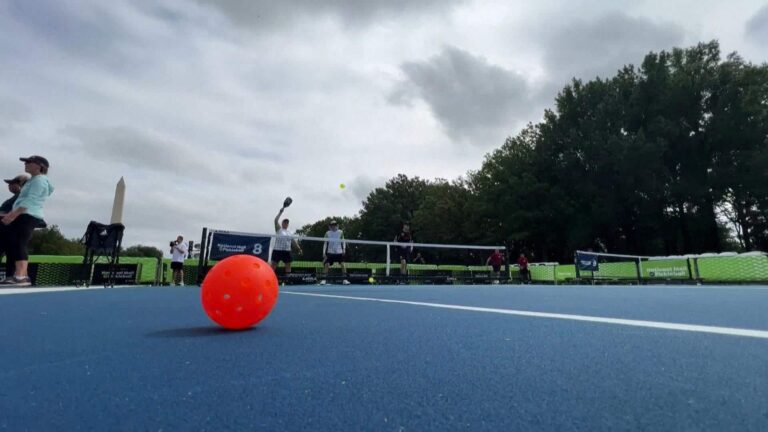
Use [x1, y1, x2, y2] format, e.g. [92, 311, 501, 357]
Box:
[486, 249, 504, 284]
[486, 250, 504, 270]
[517, 253, 530, 283]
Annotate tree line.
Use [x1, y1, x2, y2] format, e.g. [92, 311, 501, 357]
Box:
[25, 226, 163, 259]
[297, 42, 768, 263]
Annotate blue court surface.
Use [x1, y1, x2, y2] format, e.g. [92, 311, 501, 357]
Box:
[2, 283, 768, 431]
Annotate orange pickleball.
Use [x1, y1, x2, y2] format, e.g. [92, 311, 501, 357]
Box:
[201, 255, 279, 330]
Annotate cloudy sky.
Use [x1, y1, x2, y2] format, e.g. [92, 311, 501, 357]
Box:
[1, 0, 766, 254]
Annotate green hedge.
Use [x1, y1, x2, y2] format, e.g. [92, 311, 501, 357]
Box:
[529, 254, 768, 283]
[6, 253, 767, 286]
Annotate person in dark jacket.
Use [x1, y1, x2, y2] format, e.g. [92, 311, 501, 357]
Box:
[0, 174, 30, 279]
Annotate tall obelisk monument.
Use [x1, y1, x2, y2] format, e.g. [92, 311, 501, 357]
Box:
[110, 177, 126, 224]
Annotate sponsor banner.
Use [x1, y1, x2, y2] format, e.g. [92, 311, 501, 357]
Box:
[282, 269, 317, 285]
[92, 263, 139, 285]
[472, 272, 493, 284]
[209, 233, 271, 261]
[647, 267, 689, 278]
[347, 269, 372, 284]
[421, 270, 452, 285]
[576, 252, 599, 271]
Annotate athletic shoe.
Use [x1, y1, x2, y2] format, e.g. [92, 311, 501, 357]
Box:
[0, 276, 31, 287]
[342, 279, 351, 285]
[319, 280, 327, 285]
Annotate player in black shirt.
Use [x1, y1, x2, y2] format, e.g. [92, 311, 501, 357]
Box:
[394, 222, 413, 282]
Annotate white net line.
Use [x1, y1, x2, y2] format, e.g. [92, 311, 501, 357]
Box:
[209, 229, 505, 251]
[575, 250, 648, 259]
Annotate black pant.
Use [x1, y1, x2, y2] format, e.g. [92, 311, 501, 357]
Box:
[0, 223, 13, 275]
[519, 268, 529, 282]
[5, 214, 43, 264]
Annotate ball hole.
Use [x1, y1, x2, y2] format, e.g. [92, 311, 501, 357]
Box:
[236, 306, 243, 312]
[257, 294, 263, 303]
[223, 294, 231, 300]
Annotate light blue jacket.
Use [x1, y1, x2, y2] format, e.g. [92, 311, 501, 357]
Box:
[12, 175, 54, 220]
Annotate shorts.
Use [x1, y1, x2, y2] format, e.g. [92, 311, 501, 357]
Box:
[398, 248, 411, 263]
[491, 264, 501, 272]
[271, 249, 292, 263]
[324, 253, 344, 265]
[171, 261, 184, 270]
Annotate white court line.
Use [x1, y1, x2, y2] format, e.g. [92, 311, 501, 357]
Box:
[283, 291, 768, 340]
[0, 285, 143, 295]
[0, 286, 103, 295]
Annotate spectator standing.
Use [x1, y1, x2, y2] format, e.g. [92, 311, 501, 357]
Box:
[0, 156, 53, 286]
[170, 235, 188, 285]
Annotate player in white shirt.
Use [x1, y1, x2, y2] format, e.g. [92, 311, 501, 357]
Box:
[321, 220, 349, 285]
[170, 235, 188, 285]
[271, 207, 302, 279]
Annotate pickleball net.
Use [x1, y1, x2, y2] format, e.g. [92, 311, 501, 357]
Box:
[197, 228, 510, 285]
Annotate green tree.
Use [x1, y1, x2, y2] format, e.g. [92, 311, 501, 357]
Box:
[708, 54, 768, 251]
[28, 225, 84, 255]
[356, 174, 430, 241]
[122, 245, 163, 259]
[469, 125, 549, 256]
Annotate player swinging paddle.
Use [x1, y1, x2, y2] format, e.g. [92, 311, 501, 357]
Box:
[270, 197, 302, 281]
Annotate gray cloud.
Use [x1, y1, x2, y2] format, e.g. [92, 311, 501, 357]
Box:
[60, 125, 287, 194]
[5, 0, 138, 71]
[345, 174, 387, 203]
[391, 46, 532, 142]
[746, 5, 768, 44]
[0, 97, 32, 136]
[61, 125, 223, 180]
[194, 0, 466, 30]
[540, 13, 685, 82]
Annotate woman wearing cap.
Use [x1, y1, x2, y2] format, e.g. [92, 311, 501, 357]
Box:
[0, 156, 54, 286]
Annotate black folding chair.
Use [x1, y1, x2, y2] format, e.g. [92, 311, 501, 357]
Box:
[78, 221, 125, 288]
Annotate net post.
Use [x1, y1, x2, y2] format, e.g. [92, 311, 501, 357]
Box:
[204, 230, 213, 267]
[197, 227, 208, 284]
[692, 257, 701, 284]
[686, 257, 694, 283]
[503, 242, 511, 283]
[574, 252, 581, 283]
[636, 257, 642, 285]
[154, 256, 162, 285]
[553, 264, 558, 285]
[385, 244, 391, 277]
[161, 261, 168, 285]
